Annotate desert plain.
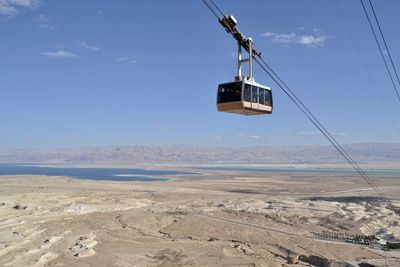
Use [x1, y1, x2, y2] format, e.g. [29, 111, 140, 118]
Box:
[0, 164, 400, 267]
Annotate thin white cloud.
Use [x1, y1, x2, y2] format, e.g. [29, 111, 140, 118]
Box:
[35, 13, 46, 22]
[312, 27, 319, 33]
[297, 35, 328, 47]
[272, 33, 297, 45]
[117, 56, 136, 64]
[262, 28, 329, 47]
[0, 0, 41, 16]
[74, 40, 99, 52]
[34, 14, 57, 29]
[237, 133, 259, 139]
[299, 131, 322, 136]
[40, 50, 78, 58]
[262, 31, 275, 37]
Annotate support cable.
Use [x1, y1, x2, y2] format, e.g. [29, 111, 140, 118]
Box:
[360, 0, 400, 102]
[334, 1, 400, 136]
[368, 0, 400, 97]
[200, 0, 219, 19]
[209, 0, 224, 16]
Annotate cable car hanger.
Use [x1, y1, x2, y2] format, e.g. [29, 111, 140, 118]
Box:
[216, 15, 273, 115]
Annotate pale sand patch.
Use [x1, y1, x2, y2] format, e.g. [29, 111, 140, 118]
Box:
[65, 204, 98, 214]
[32, 252, 59, 267]
[0, 229, 46, 258]
[4, 231, 68, 266]
[68, 233, 98, 258]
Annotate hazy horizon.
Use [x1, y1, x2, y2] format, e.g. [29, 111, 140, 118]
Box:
[1, 143, 399, 164]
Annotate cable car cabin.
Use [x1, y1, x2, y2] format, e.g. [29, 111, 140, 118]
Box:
[217, 80, 273, 115]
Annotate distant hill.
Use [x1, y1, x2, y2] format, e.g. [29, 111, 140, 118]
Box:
[0, 143, 399, 164]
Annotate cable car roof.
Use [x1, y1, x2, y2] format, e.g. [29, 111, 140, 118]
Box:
[218, 79, 271, 90]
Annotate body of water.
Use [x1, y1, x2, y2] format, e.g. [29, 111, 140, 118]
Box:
[195, 166, 400, 174]
[0, 164, 193, 182]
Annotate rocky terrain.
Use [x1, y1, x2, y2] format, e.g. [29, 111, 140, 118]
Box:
[0, 165, 399, 266]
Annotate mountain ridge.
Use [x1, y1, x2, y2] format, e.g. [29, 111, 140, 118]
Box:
[0, 143, 399, 164]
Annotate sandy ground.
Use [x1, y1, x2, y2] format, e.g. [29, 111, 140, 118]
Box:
[0, 165, 400, 267]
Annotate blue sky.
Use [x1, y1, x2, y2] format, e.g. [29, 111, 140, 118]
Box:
[1, 0, 399, 151]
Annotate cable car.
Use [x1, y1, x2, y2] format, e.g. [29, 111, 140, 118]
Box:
[217, 79, 272, 115]
[216, 16, 273, 115]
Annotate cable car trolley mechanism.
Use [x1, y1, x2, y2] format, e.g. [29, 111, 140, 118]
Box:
[216, 15, 273, 115]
